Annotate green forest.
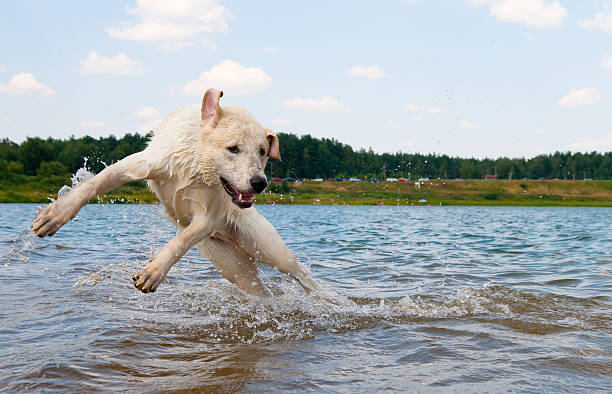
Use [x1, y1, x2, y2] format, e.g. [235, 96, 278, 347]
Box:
[1, 133, 611, 181]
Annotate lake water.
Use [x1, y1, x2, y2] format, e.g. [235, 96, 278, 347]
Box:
[1, 204, 610, 392]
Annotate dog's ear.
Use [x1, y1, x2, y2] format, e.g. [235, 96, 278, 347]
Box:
[265, 128, 281, 159]
[201, 88, 223, 127]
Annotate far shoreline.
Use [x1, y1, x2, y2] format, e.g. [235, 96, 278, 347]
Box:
[2, 179, 610, 207]
[4, 201, 611, 208]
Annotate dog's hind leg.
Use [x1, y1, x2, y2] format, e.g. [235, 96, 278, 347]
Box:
[32, 150, 155, 237]
[197, 237, 272, 298]
[234, 210, 322, 295]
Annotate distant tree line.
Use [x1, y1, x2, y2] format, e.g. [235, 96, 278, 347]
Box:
[0, 134, 150, 179]
[269, 133, 611, 180]
[1, 133, 611, 180]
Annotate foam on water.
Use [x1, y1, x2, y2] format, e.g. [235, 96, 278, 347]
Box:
[69, 256, 609, 346]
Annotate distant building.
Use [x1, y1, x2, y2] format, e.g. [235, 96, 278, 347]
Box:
[484, 175, 497, 180]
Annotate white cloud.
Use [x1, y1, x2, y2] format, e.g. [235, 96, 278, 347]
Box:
[80, 51, 144, 75]
[347, 65, 388, 79]
[558, 88, 602, 107]
[404, 104, 423, 112]
[264, 47, 278, 54]
[283, 97, 349, 113]
[270, 118, 293, 125]
[80, 120, 104, 129]
[459, 119, 479, 129]
[469, 0, 567, 29]
[182, 59, 271, 96]
[0, 65, 5, 72]
[385, 120, 396, 127]
[0, 73, 55, 97]
[107, 0, 232, 49]
[569, 132, 612, 152]
[404, 103, 446, 114]
[411, 114, 424, 121]
[201, 38, 218, 50]
[602, 54, 612, 70]
[580, 11, 612, 33]
[133, 106, 160, 118]
[524, 32, 535, 40]
[531, 127, 545, 134]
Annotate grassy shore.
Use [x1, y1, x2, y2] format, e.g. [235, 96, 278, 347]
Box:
[0, 177, 159, 204]
[260, 179, 612, 207]
[1, 176, 611, 207]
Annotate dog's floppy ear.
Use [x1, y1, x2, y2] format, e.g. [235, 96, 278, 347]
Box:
[201, 88, 223, 127]
[265, 128, 281, 159]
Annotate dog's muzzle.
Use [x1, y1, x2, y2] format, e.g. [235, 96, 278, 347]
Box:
[220, 177, 260, 209]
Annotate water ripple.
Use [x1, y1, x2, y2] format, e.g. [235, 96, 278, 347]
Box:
[0, 204, 610, 391]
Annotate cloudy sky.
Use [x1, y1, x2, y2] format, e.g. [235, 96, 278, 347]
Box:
[1, 0, 611, 158]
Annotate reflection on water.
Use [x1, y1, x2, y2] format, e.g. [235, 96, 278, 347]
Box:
[1, 204, 610, 391]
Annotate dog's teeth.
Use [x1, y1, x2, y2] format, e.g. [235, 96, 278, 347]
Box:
[239, 193, 242, 200]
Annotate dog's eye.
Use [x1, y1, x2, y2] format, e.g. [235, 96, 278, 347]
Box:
[227, 146, 240, 154]
[259, 148, 265, 156]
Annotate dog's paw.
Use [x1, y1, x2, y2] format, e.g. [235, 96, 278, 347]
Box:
[132, 260, 167, 293]
[31, 201, 76, 237]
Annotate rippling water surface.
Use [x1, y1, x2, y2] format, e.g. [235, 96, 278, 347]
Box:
[1, 204, 610, 392]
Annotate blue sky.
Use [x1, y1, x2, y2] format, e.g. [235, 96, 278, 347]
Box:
[1, 0, 611, 158]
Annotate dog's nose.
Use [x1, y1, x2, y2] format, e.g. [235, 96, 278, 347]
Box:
[250, 176, 267, 193]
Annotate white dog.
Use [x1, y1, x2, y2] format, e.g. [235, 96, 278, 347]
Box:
[32, 89, 322, 298]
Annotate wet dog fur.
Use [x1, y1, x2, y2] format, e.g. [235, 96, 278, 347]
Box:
[32, 89, 322, 297]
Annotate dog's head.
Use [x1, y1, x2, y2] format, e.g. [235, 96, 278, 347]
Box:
[197, 88, 280, 209]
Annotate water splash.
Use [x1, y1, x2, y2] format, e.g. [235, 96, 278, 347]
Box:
[13, 158, 97, 262]
[5, 228, 36, 264]
[57, 185, 72, 199]
[57, 158, 96, 198]
[72, 255, 610, 345]
[71, 166, 95, 188]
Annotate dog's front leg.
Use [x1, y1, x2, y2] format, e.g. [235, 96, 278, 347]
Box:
[132, 218, 211, 293]
[32, 150, 154, 237]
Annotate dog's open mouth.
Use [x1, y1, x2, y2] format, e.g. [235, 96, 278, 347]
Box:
[220, 177, 255, 209]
